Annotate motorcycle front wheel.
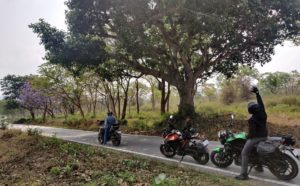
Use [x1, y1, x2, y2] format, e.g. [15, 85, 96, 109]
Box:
[210, 151, 233, 168]
[193, 152, 209, 165]
[160, 144, 176, 158]
[269, 153, 299, 180]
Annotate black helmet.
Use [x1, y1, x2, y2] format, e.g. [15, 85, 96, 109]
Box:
[248, 102, 260, 114]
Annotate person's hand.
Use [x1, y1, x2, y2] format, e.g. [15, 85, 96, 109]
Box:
[250, 86, 259, 93]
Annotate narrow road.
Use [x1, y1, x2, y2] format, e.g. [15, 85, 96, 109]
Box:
[10, 124, 300, 186]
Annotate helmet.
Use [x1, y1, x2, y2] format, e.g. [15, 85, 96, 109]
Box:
[168, 115, 175, 123]
[248, 102, 260, 114]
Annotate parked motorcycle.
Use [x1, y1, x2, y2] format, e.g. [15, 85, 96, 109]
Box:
[97, 120, 121, 146]
[160, 128, 210, 165]
[211, 114, 299, 180]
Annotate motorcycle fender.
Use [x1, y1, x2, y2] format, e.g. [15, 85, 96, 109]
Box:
[212, 147, 223, 153]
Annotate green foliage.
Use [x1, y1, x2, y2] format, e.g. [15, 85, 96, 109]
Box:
[0, 115, 8, 130]
[122, 159, 149, 170]
[0, 75, 28, 110]
[40, 135, 61, 148]
[50, 166, 61, 176]
[152, 173, 179, 186]
[117, 171, 137, 183]
[259, 72, 292, 94]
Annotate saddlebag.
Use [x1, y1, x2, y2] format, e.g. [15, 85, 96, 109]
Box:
[257, 140, 279, 155]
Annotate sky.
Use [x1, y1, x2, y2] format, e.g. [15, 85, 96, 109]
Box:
[0, 0, 300, 98]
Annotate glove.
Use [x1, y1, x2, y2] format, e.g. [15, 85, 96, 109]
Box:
[250, 86, 259, 93]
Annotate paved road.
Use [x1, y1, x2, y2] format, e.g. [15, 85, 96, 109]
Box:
[10, 124, 300, 186]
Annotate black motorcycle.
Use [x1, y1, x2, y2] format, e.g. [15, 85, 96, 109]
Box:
[97, 120, 121, 146]
[160, 128, 210, 165]
[211, 114, 299, 180]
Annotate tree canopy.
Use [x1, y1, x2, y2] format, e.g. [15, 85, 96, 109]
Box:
[30, 0, 300, 114]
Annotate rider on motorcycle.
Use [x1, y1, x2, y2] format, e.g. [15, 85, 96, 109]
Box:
[236, 86, 268, 180]
[103, 111, 117, 145]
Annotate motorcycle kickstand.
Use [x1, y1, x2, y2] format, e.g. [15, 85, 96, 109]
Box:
[180, 154, 185, 163]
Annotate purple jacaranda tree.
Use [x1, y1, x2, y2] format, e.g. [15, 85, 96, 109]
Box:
[19, 82, 46, 120]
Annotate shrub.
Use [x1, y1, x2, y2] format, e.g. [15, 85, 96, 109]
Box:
[40, 135, 61, 148]
[27, 128, 42, 136]
[0, 115, 8, 130]
[152, 173, 179, 186]
[281, 97, 300, 106]
[50, 166, 61, 176]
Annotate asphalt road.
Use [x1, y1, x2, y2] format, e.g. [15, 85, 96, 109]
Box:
[10, 124, 300, 186]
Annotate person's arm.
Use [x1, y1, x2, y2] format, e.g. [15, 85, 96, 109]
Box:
[251, 86, 265, 112]
[256, 92, 265, 112]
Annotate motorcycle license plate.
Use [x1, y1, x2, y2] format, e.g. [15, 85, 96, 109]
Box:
[292, 149, 299, 160]
[202, 140, 209, 147]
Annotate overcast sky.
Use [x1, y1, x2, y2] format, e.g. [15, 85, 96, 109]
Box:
[0, 0, 300, 97]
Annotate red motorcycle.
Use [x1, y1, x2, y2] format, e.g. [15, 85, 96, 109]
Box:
[160, 128, 210, 165]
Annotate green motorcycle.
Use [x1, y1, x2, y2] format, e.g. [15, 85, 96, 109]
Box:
[211, 114, 299, 180]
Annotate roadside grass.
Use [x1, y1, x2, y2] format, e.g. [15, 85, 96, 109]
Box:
[0, 129, 255, 186]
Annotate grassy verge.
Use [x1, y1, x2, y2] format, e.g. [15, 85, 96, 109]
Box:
[0, 129, 256, 186]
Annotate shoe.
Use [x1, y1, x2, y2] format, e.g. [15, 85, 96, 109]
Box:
[235, 174, 249, 180]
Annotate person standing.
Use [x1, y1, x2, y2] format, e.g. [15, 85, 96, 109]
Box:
[235, 86, 268, 180]
[103, 111, 116, 145]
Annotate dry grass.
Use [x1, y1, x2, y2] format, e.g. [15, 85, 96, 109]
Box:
[0, 129, 256, 186]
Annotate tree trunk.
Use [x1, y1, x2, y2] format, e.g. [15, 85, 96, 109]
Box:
[136, 79, 140, 114]
[167, 83, 170, 112]
[121, 80, 130, 119]
[42, 103, 48, 122]
[177, 78, 195, 116]
[160, 79, 166, 114]
[151, 86, 155, 111]
[160, 79, 171, 115]
[117, 83, 121, 118]
[30, 109, 35, 120]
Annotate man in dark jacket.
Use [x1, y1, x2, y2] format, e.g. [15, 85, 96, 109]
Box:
[236, 86, 268, 180]
[103, 111, 116, 145]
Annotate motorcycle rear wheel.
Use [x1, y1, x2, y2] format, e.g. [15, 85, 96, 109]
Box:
[98, 132, 103, 144]
[210, 151, 233, 168]
[193, 152, 209, 165]
[160, 144, 176, 158]
[269, 153, 299, 180]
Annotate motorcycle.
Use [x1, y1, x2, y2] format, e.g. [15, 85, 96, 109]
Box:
[97, 120, 121, 146]
[211, 114, 299, 180]
[160, 128, 210, 165]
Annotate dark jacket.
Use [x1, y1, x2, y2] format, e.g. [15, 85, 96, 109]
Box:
[248, 93, 268, 139]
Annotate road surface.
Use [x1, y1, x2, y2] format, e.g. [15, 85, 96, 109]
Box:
[9, 124, 300, 186]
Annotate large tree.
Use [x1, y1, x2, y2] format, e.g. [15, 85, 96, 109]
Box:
[31, 0, 300, 114]
[0, 75, 27, 110]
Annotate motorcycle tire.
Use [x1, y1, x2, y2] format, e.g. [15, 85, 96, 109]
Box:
[210, 151, 233, 168]
[112, 139, 121, 146]
[160, 144, 176, 158]
[269, 153, 299, 180]
[98, 132, 103, 144]
[193, 152, 209, 165]
[111, 133, 121, 146]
